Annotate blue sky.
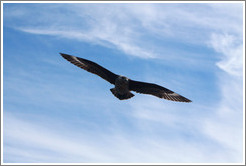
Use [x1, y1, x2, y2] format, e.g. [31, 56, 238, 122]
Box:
[2, 2, 244, 164]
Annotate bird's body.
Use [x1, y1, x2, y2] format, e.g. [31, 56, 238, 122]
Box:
[110, 76, 134, 100]
[114, 76, 129, 95]
[60, 53, 191, 102]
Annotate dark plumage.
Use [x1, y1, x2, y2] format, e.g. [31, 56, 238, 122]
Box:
[60, 53, 191, 102]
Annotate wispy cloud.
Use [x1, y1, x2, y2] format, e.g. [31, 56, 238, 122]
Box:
[4, 3, 243, 60]
[4, 112, 114, 163]
[200, 30, 244, 162]
[209, 33, 243, 76]
[4, 109, 239, 163]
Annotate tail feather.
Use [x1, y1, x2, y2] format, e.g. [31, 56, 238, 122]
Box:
[110, 88, 134, 100]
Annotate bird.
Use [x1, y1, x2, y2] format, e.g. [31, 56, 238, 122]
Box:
[60, 53, 191, 102]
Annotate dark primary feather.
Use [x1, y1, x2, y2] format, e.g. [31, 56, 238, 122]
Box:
[60, 53, 118, 84]
[129, 80, 191, 102]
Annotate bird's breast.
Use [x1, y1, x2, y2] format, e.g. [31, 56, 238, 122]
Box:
[115, 78, 129, 94]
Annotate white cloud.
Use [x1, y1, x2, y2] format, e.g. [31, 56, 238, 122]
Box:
[5, 3, 243, 60]
[202, 32, 244, 163]
[4, 111, 240, 163]
[209, 33, 243, 76]
[12, 4, 157, 59]
[4, 112, 114, 163]
[202, 75, 244, 163]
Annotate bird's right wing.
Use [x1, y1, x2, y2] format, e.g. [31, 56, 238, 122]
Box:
[60, 53, 118, 84]
[129, 79, 191, 102]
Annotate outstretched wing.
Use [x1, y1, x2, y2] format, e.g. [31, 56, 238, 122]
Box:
[129, 80, 191, 102]
[60, 53, 118, 84]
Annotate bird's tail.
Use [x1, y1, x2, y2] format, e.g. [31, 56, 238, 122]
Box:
[110, 88, 134, 100]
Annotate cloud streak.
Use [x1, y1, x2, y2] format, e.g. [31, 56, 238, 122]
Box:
[4, 109, 240, 163]
[202, 32, 244, 162]
[209, 33, 243, 76]
[4, 3, 243, 60]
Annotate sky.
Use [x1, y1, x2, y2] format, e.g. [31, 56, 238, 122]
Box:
[2, 2, 244, 164]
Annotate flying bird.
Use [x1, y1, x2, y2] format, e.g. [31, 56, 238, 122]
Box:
[60, 53, 191, 102]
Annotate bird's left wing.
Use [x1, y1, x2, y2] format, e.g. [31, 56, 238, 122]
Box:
[129, 79, 191, 102]
[60, 53, 118, 84]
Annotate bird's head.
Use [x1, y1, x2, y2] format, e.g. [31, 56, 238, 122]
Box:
[119, 76, 129, 82]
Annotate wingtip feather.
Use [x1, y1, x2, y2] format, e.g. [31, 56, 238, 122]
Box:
[60, 53, 77, 62]
[60, 53, 70, 58]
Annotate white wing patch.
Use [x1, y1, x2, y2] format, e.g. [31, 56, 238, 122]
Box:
[171, 93, 180, 97]
[72, 56, 84, 64]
